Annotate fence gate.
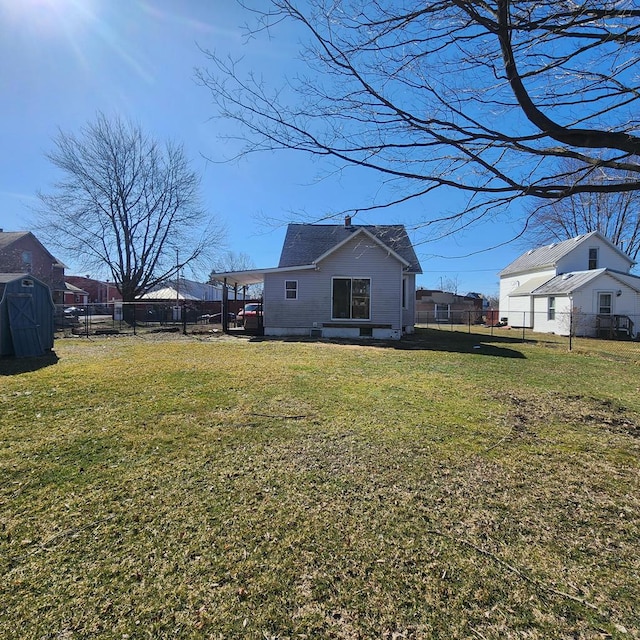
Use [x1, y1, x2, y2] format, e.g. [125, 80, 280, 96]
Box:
[7, 293, 44, 357]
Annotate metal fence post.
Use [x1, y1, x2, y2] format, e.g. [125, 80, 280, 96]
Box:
[569, 309, 573, 351]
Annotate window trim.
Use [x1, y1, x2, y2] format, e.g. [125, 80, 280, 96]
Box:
[547, 296, 556, 321]
[331, 277, 371, 321]
[284, 279, 298, 300]
[598, 291, 612, 315]
[434, 303, 450, 322]
[588, 247, 599, 270]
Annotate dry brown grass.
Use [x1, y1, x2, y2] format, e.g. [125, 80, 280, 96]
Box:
[1, 331, 639, 638]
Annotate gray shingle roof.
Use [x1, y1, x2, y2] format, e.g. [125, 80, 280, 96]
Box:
[0, 231, 29, 250]
[278, 224, 422, 273]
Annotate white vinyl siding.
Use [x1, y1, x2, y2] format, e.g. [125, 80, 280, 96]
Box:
[557, 238, 631, 273]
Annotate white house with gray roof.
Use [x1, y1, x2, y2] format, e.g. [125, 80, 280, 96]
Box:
[499, 232, 640, 337]
[217, 219, 422, 339]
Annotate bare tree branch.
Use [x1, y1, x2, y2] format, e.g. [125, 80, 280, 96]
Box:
[197, 0, 640, 233]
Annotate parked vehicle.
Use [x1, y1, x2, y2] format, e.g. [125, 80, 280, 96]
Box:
[64, 306, 84, 316]
[236, 303, 262, 326]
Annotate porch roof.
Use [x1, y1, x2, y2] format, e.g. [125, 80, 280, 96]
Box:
[212, 264, 316, 288]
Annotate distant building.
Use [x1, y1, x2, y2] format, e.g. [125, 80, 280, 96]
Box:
[415, 289, 484, 324]
[0, 230, 67, 303]
[139, 278, 223, 302]
[65, 275, 122, 304]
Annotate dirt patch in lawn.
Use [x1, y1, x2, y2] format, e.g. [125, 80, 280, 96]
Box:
[494, 390, 640, 440]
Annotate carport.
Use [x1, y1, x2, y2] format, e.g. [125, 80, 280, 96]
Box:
[0, 273, 55, 357]
[213, 269, 267, 334]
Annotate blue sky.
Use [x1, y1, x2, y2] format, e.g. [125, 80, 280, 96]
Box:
[0, 0, 528, 296]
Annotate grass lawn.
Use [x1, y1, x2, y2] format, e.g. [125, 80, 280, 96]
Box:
[1, 330, 639, 639]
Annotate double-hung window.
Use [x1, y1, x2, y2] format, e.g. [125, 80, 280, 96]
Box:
[285, 280, 297, 300]
[435, 303, 450, 322]
[547, 296, 556, 320]
[588, 248, 598, 270]
[332, 278, 370, 319]
[598, 293, 612, 315]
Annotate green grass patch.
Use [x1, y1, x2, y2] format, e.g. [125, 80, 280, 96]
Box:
[1, 330, 639, 638]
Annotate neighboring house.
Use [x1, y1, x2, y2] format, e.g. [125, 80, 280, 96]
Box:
[217, 219, 423, 340]
[499, 232, 640, 337]
[416, 289, 484, 324]
[63, 282, 89, 307]
[65, 276, 122, 304]
[0, 230, 67, 303]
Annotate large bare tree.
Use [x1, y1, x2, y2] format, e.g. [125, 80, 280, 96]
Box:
[37, 114, 223, 303]
[524, 160, 640, 260]
[198, 1, 640, 232]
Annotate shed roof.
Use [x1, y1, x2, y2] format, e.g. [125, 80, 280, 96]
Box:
[0, 272, 30, 284]
[278, 224, 422, 273]
[500, 231, 632, 276]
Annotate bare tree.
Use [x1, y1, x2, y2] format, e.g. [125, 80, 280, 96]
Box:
[209, 251, 263, 297]
[439, 276, 460, 295]
[209, 250, 255, 278]
[524, 159, 640, 260]
[37, 114, 223, 303]
[198, 1, 640, 233]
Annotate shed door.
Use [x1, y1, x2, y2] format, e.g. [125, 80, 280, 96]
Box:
[7, 293, 44, 357]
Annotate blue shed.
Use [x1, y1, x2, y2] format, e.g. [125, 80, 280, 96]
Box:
[0, 273, 55, 357]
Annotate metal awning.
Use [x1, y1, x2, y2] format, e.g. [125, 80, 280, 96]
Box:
[213, 264, 316, 288]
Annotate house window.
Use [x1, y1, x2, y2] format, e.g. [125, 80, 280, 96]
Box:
[285, 280, 297, 300]
[547, 296, 556, 320]
[588, 248, 598, 270]
[435, 303, 450, 322]
[21, 250, 32, 272]
[332, 278, 370, 319]
[598, 292, 612, 315]
[402, 277, 408, 309]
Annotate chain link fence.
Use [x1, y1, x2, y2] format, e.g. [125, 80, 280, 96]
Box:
[55, 300, 255, 337]
[416, 309, 640, 357]
[55, 303, 640, 359]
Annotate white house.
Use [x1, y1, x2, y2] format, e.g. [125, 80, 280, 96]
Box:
[216, 219, 423, 340]
[499, 232, 640, 338]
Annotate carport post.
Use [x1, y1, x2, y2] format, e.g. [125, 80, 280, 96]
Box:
[222, 278, 229, 333]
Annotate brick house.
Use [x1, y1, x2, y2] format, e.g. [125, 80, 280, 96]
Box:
[0, 230, 67, 303]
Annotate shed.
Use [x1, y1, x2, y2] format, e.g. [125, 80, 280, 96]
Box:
[0, 273, 55, 357]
